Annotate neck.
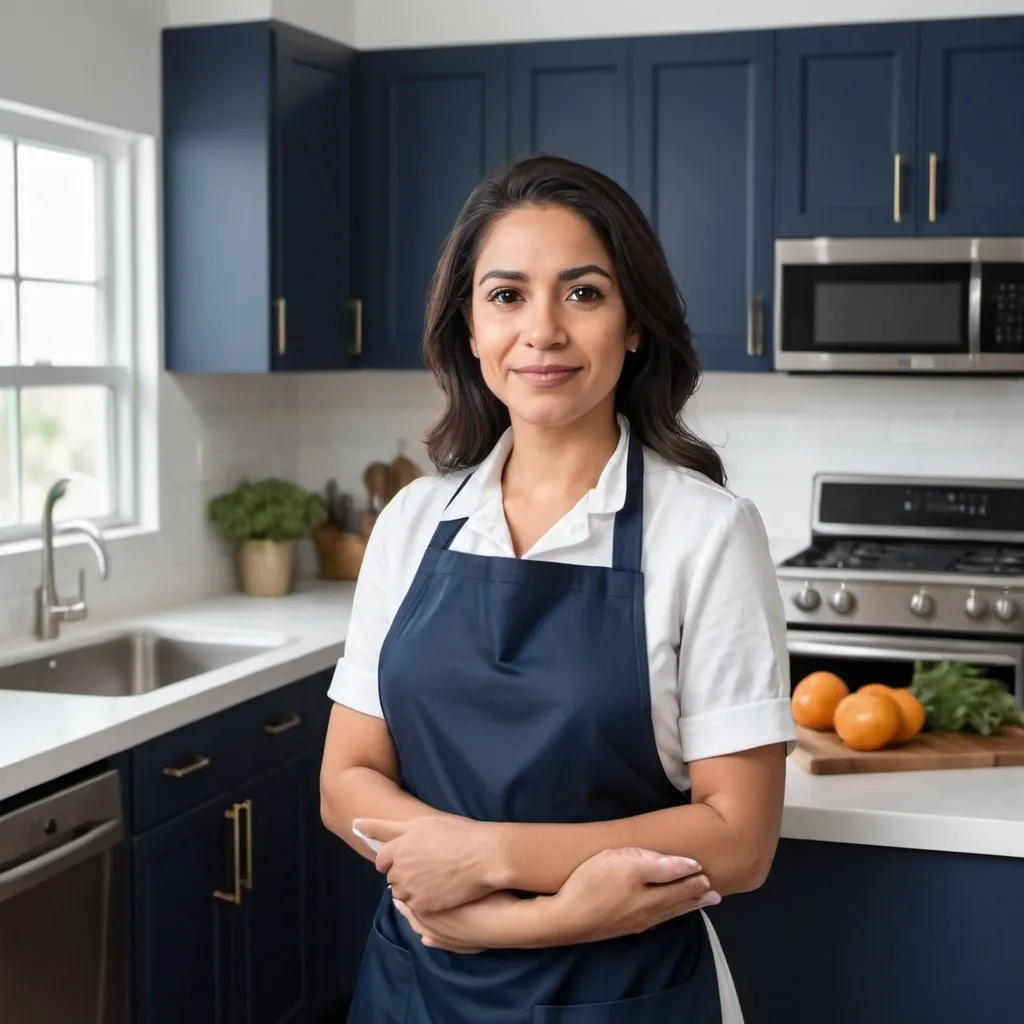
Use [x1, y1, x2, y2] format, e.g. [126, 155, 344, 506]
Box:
[502, 403, 621, 501]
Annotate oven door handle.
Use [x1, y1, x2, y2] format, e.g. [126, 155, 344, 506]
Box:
[0, 818, 122, 906]
[787, 637, 1022, 667]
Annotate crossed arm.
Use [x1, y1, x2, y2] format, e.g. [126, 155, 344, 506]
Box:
[319, 703, 786, 948]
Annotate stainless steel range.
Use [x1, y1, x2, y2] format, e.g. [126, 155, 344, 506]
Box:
[777, 474, 1024, 708]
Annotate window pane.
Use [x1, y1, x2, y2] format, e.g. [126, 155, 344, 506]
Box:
[0, 139, 13, 275]
[19, 281, 98, 364]
[0, 390, 14, 526]
[17, 143, 98, 282]
[19, 386, 112, 523]
[0, 279, 14, 364]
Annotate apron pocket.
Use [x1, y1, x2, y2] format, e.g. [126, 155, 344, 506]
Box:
[533, 977, 720, 1024]
[347, 916, 414, 1024]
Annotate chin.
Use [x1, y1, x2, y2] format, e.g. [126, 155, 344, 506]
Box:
[505, 395, 599, 430]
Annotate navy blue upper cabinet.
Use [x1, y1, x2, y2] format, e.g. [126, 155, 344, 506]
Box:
[356, 47, 509, 369]
[632, 33, 775, 372]
[919, 17, 1024, 236]
[509, 39, 630, 188]
[776, 23, 919, 237]
[163, 22, 354, 373]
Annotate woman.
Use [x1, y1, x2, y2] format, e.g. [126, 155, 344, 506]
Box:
[320, 154, 796, 1023]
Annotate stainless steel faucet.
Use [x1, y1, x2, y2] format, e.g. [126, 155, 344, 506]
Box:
[35, 478, 110, 640]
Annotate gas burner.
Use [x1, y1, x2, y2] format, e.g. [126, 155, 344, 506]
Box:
[782, 540, 1024, 577]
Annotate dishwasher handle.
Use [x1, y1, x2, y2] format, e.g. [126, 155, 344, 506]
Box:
[0, 817, 122, 906]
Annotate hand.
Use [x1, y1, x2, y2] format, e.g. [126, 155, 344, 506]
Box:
[353, 815, 504, 914]
[392, 891, 526, 954]
[545, 847, 720, 946]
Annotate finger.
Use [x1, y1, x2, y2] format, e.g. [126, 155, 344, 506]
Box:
[392, 898, 425, 937]
[353, 818, 407, 843]
[627, 850, 703, 886]
[374, 847, 394, 874]
[421, 938, 483, 954]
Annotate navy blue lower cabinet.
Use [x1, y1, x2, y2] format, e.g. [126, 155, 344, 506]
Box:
[776, 23, 920, 238]
[631, 32, 775, 372]
[354, 46, 509, 369]
[707, 838, 1023, 1024]
[918, 16, 1024, 237]
[131, 796, 237, 1024]
[509, 39, 630, 189]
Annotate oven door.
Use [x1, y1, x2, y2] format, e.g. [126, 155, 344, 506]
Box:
[774, 238, 976, 373]
[787, 630, 1024, 710]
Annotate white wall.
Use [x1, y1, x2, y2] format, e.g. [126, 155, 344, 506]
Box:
[294, 372, 1024, 551]
[167, 0, 356, 43]
[356, 0, 1024, 48]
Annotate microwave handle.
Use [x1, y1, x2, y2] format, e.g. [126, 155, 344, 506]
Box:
[747, 293, 765, 358]
[787, 636, 1022, 668]
[968, 260, 982, 358]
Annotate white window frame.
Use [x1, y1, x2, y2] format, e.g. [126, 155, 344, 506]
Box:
[0, 104, 143, 545]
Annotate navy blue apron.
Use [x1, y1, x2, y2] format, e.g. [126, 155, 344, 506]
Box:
[347, 430, 722, 1024]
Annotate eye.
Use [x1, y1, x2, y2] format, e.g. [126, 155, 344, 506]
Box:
[568, 285, 603, 303]
[487, 287, 521, 306]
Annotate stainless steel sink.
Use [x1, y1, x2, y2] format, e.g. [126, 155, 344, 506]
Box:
[0, 628, 293, 697]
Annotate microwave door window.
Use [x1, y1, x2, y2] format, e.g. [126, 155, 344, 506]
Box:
[815, 281, 963, 348]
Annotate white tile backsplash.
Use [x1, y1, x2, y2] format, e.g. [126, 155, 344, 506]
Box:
[3, 366, 1019, 645]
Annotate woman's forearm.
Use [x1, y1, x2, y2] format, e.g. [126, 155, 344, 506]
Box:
[319, 766, 450, 859]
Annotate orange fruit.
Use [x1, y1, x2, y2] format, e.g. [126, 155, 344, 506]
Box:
[887, 688, 927, 742]
[857, 683, 893, 699]
[834, 692, 901, 751]
[791, 671, 849, 730]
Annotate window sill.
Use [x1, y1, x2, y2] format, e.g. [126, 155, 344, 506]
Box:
[0, 522, 159, 560]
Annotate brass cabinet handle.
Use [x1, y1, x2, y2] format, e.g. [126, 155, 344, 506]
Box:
[746, 293, 765, 357]
[162, 754, 210, 779]
[928, 153, 938, 223]
[240, 799, 253, 892]
[893, 153, 903, 223]
[213, 802, 244, 904]
[275, 297, 287, 357]
[264, 711, 301, 735]
[349, 298, 363, 356]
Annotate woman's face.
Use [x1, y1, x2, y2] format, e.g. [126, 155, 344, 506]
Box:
[467, 204, 636, 432]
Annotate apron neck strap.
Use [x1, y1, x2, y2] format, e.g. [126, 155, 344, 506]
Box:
[429, 472, 474, 550]
[611, 428, 644, 573]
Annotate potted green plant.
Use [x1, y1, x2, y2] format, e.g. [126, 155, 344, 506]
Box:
[208, 479, 327, 597]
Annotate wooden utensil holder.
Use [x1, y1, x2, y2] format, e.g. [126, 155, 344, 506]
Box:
[314, 523, 367, 581]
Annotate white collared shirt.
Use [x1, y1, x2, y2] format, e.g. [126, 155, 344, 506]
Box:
[329, 416, 797, 791]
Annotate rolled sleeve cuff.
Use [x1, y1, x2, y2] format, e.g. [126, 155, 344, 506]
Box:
[327, 659, 383, 719]
[679, 697, 798, 763]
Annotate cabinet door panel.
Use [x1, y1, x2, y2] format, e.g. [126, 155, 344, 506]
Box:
[632, 33, 774, 372]
[510, 39, 630, 187]
[777, 24, 919, 237]
[358, 47, 508, 368]
[919, 16, 1024, 236]
[275, 24, 354, 370]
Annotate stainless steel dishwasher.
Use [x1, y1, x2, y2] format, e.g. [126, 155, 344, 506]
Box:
[0, 766, 127, 1023]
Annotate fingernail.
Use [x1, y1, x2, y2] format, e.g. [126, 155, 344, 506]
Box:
[700, 891, 721, 907]
[662, 856, 701, 871]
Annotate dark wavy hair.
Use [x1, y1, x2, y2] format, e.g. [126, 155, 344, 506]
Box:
[420, 154, 725, 487]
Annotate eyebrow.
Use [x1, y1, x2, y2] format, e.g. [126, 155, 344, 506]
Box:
[477, 264, 613, 286]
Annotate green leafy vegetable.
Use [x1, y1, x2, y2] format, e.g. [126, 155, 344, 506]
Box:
[909, 661, 1024, 735]
[208, 479, 327, 543]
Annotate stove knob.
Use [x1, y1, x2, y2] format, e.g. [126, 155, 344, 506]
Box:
[994, 595, 1019, 623]
[829, 585, 856, 615]
[909, 588, 935, 618]
[964, 589, 989, 620]
[793, 583, 821, 612]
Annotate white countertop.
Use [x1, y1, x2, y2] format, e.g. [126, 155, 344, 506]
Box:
[2, 577, 1023, 860]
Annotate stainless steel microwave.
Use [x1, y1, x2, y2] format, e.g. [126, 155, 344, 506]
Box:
[773, 237, 1024, 374]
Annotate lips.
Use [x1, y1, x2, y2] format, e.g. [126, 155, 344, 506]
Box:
[512, 365, 581, 388]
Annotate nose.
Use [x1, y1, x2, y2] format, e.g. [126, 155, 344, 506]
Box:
[523, 295, 568, 349]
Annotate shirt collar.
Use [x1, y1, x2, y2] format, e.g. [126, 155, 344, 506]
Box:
[442, 413, 632, 522]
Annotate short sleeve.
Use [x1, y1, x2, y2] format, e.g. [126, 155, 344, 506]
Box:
[327, 499, 403, 718]
[676, 497, 797, 762]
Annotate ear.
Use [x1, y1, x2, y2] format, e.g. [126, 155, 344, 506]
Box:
[463, 308, 480, 358]
[626, 326, 641, 354]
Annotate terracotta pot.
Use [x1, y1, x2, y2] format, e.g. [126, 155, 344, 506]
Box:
[238, 540, 295, 597]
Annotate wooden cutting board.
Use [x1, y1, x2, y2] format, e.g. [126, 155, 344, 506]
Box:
[791, 724, 1024, 775]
